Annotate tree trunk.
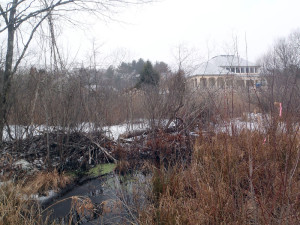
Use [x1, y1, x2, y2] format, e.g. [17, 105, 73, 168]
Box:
[0, 0, 17, 142]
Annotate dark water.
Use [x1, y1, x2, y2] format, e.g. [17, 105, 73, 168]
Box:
[45, 173, 149, 225]
[45, 175, 122, 224]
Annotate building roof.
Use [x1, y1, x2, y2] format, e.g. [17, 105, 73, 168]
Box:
[193, 55, 258, 76]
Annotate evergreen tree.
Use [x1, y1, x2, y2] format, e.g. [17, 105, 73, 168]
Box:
[132, 60, 137, 71]
[105, 65, 115, 78]
[154, 61, 170, 75]
[138, 61, 160, 87]
[135, 58, 146, 74]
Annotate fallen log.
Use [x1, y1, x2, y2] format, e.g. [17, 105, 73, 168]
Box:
[119, 129, 148, 139]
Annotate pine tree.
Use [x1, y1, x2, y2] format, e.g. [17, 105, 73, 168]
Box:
[138, 61, 160, 87]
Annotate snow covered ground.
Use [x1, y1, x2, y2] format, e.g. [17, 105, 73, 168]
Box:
[104, 122, 148, 140]
[2, 124, 60, 141]
[3, 114, 293, 141]
[2, 120, 149, 141]
[215, 113, 292, 135]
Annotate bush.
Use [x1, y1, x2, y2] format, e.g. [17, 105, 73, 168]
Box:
[140, 130, 300, 224]
[0, 182, 52, 225]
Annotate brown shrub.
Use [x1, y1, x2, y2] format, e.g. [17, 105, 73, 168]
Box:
[22, 169, 72, 196]
[140, 130, 300, 224]
[0, 182, 53, 225]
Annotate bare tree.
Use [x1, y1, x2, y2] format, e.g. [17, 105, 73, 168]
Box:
[259, 30, 300, 121]
[0, 0, 152, 141]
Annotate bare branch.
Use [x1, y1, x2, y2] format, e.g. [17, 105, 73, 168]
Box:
[0, 4, 9, 25]
[85, 134, 118, 163]
[15, 0, 72, 29]
[13, 11, 51, 74]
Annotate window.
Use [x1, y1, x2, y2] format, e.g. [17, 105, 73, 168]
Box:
[217, 77, 225, 88]
[236, 67, 240, 73]
[200, 78, 207, 87]
[250, 68, 254, 73]
[246, 67, 249, 73]
[231, 67, 235, 73]
[209, 78, 215, 87]
[241, 67, 245, 73]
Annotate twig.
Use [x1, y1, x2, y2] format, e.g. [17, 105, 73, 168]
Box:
[84, 134, 117, 163]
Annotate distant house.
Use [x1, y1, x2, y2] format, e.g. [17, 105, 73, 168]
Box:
[188, 55, 264, 89]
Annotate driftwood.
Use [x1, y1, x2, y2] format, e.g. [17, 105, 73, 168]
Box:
[119, 129, 148, 139]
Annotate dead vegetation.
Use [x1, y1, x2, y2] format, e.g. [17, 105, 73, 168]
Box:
[2, 123, 300, 224]
[0, 182, 53, 225]
[2, 30, 300, 224]
[0, 131, 116, 180]
[22, 169, 72, 196]
[138, 129, 300, 225]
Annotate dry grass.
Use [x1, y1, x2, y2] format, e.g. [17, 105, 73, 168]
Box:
[22, 169, 72, 196]
[0, 182, 53, 225]
[115, 160, 131, 175]
[139, 130, 300, 225]
[0, 170, 72, 225]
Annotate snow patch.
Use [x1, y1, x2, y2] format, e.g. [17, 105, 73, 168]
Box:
[13, 159, 32, 170]
[34, 190, 57, 203]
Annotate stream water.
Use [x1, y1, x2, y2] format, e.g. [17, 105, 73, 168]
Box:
[44, 173, 149, 225]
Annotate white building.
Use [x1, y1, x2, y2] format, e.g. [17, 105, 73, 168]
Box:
[188, 55, 264, 89]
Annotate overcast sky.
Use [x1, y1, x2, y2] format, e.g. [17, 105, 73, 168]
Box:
[55, 0, 300, 68]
